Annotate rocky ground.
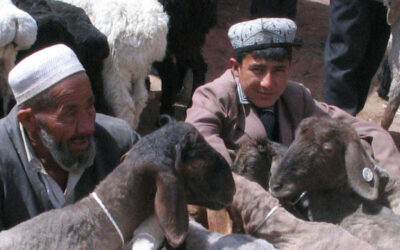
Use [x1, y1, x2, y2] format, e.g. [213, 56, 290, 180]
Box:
[138, 0, 400, 149]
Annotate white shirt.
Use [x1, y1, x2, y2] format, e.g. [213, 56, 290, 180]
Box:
[19, 123, 85, 208]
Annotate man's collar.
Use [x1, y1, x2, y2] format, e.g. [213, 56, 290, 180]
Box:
[19, 122, 46, 174]
[235, 78, 251, 105]
[235, 77, 275, 112]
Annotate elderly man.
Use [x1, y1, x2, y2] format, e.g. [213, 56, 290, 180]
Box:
[0, 44, 139, 230]
[185, 18, 400, 247]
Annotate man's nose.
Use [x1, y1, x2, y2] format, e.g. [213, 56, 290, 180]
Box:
[76, 112, 95, 136]
[260, 71, 273, 88]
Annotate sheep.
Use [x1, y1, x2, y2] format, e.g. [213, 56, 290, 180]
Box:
[125, 215, 277, 250]
[12, 0, 111, 114]
[231, 138, 288, 191]
[58, 0, 169, 129]
[0, 0, 37, 116]
[269, 116, 400, 249]
[153, 0, 218, 115]
[0, 121, 235, 249]
[380, 0, 400, 129]
[231, 173, 375, 250]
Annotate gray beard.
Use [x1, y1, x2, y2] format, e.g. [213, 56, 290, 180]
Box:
[39, 127, 96, 172]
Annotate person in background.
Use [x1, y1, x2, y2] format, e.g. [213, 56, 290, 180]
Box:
[323, 0, 390, 115]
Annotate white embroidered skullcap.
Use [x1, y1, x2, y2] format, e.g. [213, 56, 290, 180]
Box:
[8, 44, 85, 105]
[228, 18, 297, 53]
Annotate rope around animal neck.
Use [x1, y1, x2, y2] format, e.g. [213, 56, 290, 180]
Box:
[91, 192, 125, 245]
[252, 205, 281, 233]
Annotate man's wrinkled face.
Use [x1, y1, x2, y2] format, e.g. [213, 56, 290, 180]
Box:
[34, 72, 96, 171]
[231, 54, 291, 108]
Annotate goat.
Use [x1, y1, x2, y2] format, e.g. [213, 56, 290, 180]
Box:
[0, 0, 37, 116]
[58, 0, 169, 129]
[154, 0, 218, 115]
[0, 121, 235, 249]
[269, 116, 400, 249]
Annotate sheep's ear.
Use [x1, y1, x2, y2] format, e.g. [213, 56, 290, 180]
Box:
[344, 140, 379, 200]
[387, 1, 400, 25]
[154, 171, 188, 248]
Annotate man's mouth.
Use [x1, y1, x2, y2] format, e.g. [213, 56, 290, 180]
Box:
[69, 137, 90, 151]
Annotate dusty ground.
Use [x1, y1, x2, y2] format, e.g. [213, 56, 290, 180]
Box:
[138, 0, 400, 149]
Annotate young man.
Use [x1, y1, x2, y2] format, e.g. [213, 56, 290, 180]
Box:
[185, 17, 399, 247]
[0, 44, 140, 230]
[186, 17, 400, 177]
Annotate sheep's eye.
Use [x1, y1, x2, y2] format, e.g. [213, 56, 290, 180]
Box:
[322, 142, 334, 152]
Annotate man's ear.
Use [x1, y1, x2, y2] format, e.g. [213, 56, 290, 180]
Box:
[17, 108, 38, 132]
[230, 57, 240, 77]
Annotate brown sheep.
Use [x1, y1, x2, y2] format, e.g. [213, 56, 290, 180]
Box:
[269, 116, 400, 249]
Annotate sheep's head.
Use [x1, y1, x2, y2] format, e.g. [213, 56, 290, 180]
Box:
[232, 138, 287, 190]
[156, 122, 235, 247]
[174, 123, 235, 210]
[117, 122, 235, 248]
[269, 117, 379, 202]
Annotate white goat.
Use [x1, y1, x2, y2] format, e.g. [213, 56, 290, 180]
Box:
[58, 0, 169, 129]
[380, 0, 400, 129]
[0, 0, 37, 115]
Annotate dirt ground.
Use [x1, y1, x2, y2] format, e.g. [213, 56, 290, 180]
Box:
[138, 0, 400, 149]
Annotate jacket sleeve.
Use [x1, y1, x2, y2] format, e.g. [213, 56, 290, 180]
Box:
[314, 101, 400, 177]
[185, 85, 233, 165]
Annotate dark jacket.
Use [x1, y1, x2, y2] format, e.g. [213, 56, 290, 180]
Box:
[0, 107, 139, 230]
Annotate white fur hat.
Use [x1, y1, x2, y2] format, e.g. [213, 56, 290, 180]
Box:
[8, 44, 85, 105]
[228, 18, 297, 53]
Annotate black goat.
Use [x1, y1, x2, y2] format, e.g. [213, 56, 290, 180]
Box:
[154, 0, 218, 115]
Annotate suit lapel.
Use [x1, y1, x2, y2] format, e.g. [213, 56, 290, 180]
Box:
[236, 103, 267, 141]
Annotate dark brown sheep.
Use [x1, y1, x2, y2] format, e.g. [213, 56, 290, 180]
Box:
[0, 121, 235, 249]
[269, 116, 400, 249]
[231, 138, 287, 191]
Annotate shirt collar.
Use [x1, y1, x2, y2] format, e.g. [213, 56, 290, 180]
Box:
[235, 78, 275, 113]
[19, 122, 46, 174]
[235, 79, 251, 105]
